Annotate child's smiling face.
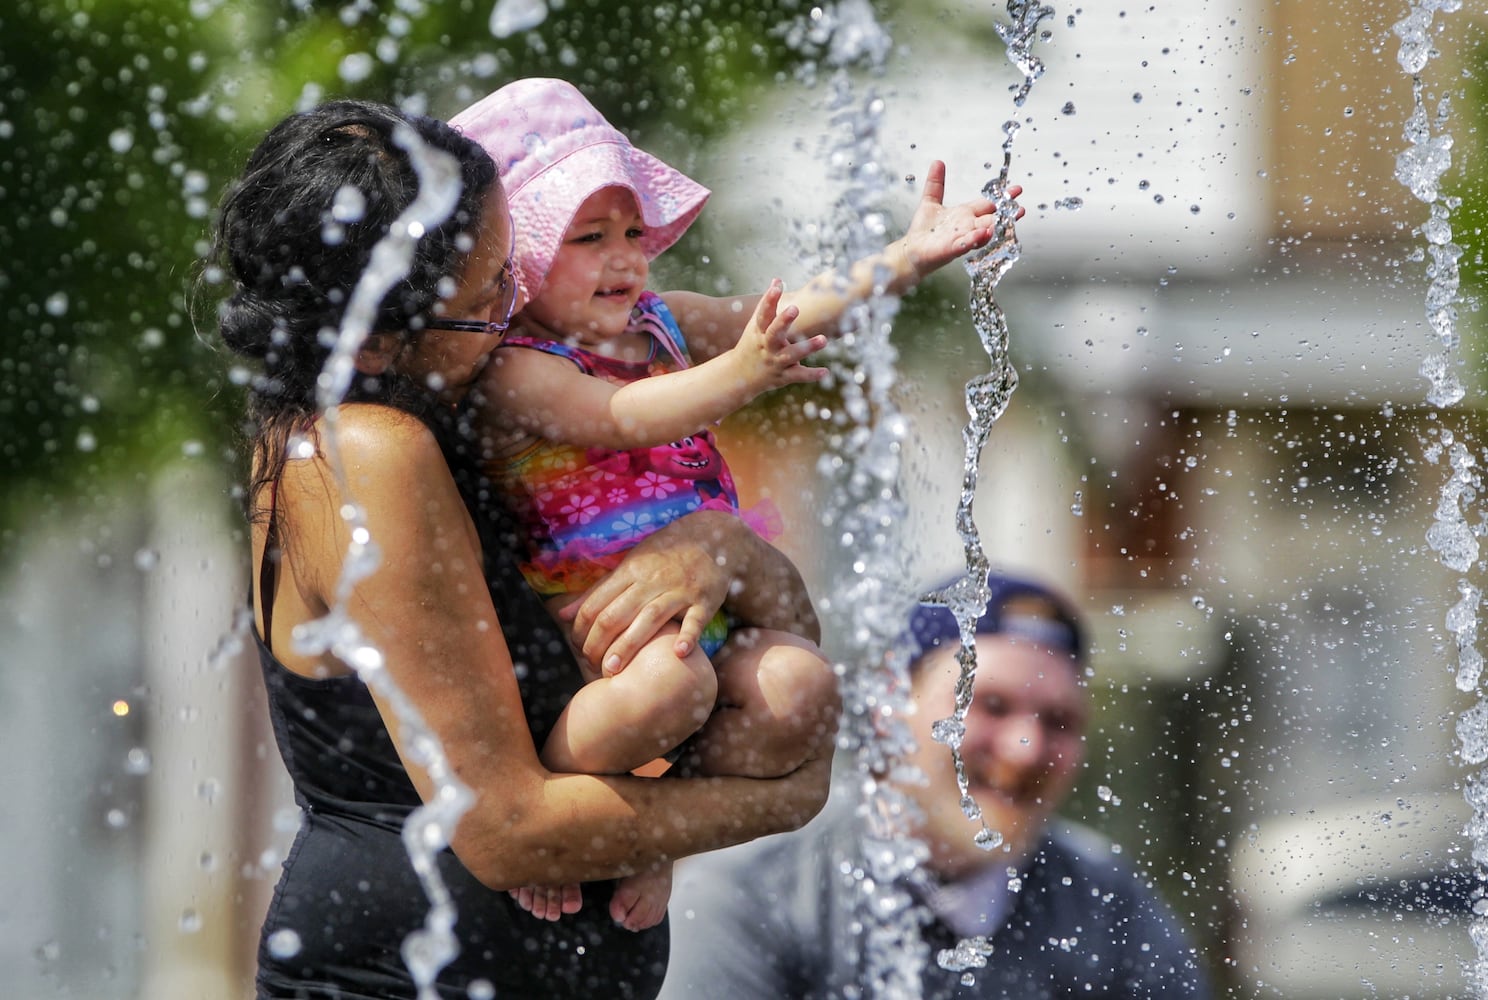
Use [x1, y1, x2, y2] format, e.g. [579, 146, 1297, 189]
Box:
[521, 186, 650, 345]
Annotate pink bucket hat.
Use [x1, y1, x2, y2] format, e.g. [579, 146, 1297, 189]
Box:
[450, 78, 710, 310]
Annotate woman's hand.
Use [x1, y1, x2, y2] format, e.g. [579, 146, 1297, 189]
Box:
[560, 510, 822, 675]
[561, 512, 736, 674]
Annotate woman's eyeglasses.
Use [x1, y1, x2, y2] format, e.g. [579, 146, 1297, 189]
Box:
[425, 250, 519, 338]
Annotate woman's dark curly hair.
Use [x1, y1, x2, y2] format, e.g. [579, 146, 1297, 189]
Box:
[204, 99, 498, 517]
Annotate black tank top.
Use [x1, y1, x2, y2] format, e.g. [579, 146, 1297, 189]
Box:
[253, 426, 669, 999]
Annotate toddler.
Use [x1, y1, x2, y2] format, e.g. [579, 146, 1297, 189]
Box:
[450, 77, 1017, 930]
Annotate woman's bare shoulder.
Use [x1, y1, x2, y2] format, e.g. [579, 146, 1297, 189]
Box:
[330, 404, 445, 462]
[277, 405, 456, 520]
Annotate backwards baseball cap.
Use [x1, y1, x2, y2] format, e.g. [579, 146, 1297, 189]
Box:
[449, 77, 710, 311]
[905, 571, 1087, 668]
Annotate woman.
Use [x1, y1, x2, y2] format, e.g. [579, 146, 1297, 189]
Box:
[208, 99, 834, 998]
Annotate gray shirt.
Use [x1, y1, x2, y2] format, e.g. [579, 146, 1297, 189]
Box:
[660, 802, 1211, 999]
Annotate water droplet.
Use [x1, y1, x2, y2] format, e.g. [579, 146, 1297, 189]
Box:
[266, 928, 302, 959]
[134, 548, 159, 572]
[328, 184, 366, 224]
[490, 0, 548, 37]
[931, 717, 964, 746]
[179, 909, 202, 933]
[338, 52, 374, 83]
[45, 291, 69, 316]
[974, 827, 1004, 851]
[108, 128, 135, 153]
[124, 747, 152, 775]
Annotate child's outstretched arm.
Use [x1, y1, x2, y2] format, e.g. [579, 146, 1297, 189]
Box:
[480, 281, 827, 452]
[666, 162, 1023, 362]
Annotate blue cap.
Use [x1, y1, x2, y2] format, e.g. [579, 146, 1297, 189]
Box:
[906, 571, 1086, 667]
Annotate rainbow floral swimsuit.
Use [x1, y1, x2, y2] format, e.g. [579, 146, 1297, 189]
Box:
[485, 292, 780, 610]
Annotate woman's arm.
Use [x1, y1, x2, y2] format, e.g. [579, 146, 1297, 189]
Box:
[282, 406, 829, 890]
[666, 162, 1020, 362]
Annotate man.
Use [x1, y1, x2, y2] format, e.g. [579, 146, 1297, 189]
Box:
[659, 572, 1211, 999]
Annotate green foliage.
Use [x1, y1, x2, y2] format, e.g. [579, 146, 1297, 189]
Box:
[0, 0, 248, 538]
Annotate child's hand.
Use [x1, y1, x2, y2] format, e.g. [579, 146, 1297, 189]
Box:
[899, 160, 1024, 281]
[728, 279, 829, 392]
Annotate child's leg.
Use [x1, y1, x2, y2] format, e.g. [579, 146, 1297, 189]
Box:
[681, 628, 841, 779]
[517, 602, 713, 929]
[539, 619, 718, 775]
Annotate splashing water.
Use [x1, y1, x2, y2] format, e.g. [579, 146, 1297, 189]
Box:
[779, 4, 933, 995]
[293, 125, 475, 999]
[1394, 0, 1486, 991]
[924, 1, 1055, 983]
[993, 0, 1055, 107]
[1394, 0, 1466, 410]
[488, 0, 548, 39]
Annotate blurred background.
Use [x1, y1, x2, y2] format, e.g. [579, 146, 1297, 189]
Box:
[2, 0, 1486, 996]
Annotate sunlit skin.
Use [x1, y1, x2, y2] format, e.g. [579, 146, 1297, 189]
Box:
[901, 635, 1088, 879]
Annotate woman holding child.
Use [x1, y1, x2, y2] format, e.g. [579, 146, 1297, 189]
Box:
[209, 86, 1012, 998]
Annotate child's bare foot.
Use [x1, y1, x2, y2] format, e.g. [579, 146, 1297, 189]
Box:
[510, 883, 583, 921]
[610, 864, 673, 931]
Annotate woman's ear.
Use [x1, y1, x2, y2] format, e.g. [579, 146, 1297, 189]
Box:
[354, 331, 403, 374]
